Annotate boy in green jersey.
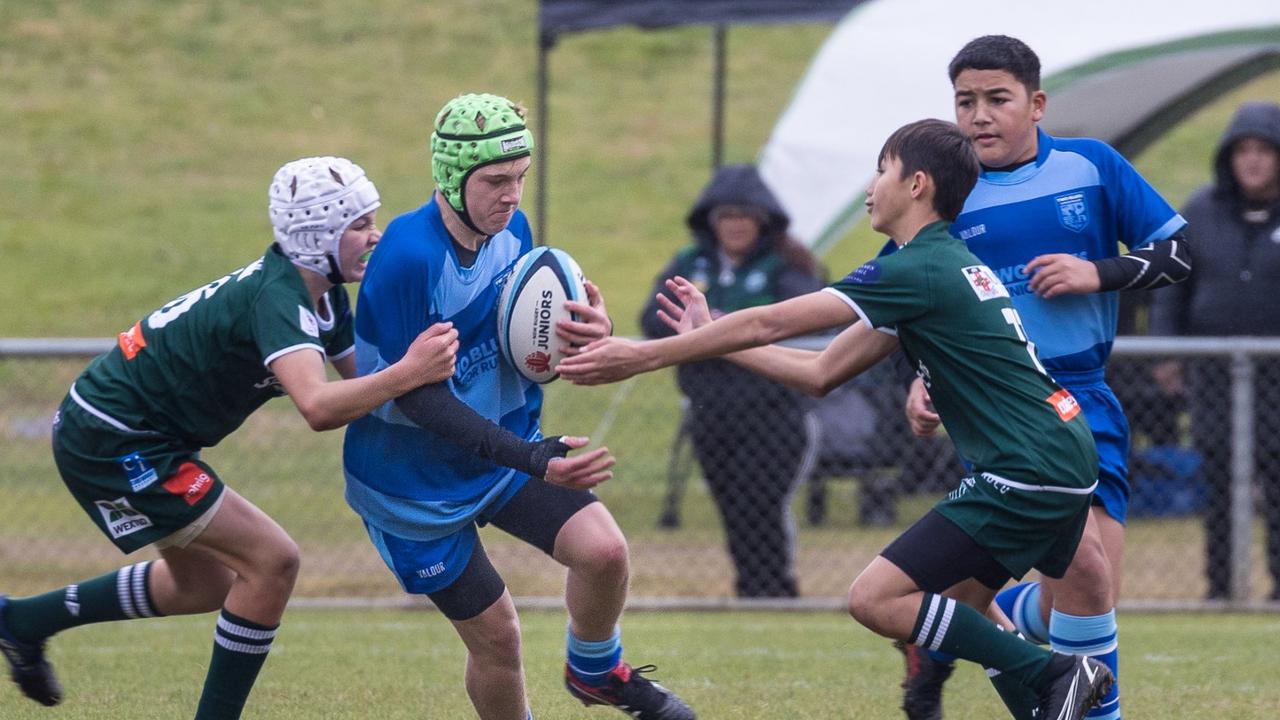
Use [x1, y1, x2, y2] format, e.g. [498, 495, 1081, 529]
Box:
[0, 157, 460, 718]
[560, 120, 1113, 720]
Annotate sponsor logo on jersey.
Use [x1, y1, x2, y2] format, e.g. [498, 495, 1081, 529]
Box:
[1046, 388, 1081, 422]
[415, 562, 447, 579]
[456, 338, 502, 385]
[254, 375, 283, 392]
[524, 350, 551, 374]
[95, 498, 153, 539]
[744, 270, 767, 293]
[1055, 192, 1089, 232]
[500, 136, 529, 154]
[298, 305, 320, 338]
[843, 261, 882, 285]
[119, 452, 159, 492]
[961, 265, 1009, 301]
[118, 321, 148, 360]
[163, 462, 215, 507]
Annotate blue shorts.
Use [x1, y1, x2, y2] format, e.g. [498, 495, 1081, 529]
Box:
[1058, 373, 1130, 525]
[363, 477, 597, 596]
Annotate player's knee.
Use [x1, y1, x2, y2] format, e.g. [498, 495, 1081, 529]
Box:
[253, 536, 302, 593]
[470, 615, 523, 666]
[846, 578, 878, 627]
[577, 534, 630, 581]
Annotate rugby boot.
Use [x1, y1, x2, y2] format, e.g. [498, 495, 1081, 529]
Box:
[0, 595, 62, 706]
[1036, 653, 1113, 720]
[565, 661, 695, 719]
[894, 639, 954, 720]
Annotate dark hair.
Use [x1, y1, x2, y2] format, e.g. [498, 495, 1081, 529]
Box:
[948, 35, 1041, 91]
[878, 119, 979, 222]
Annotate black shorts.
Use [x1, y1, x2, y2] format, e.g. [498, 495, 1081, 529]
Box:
[881, 510, 1013, 591]
[425, 479, 598, 621]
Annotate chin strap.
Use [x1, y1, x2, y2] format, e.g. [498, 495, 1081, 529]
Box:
[325, 255, 345, 285]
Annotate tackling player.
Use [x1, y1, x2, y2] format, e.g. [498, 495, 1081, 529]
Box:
[561, 118, 1114, 720]
[0, 157, 460, 718]
[895, 36, 1193, 720]
[341, 93, 695, 720]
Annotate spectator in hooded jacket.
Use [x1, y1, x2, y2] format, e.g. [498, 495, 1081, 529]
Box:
[640, 164, 824, 598]
[1151, 100, 1280, 601]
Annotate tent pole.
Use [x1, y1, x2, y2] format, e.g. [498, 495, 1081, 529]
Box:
[535, 32, 551, 245]
[712, 24, 726, 169]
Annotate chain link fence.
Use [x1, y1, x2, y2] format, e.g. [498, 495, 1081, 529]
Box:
[3, 336, 1278, 608]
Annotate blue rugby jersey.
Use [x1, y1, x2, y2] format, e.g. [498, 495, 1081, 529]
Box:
[342, 198, 542, 541]
[949, 128, 1185, 375]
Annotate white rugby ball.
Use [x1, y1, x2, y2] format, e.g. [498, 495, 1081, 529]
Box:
[496, 247, 588, 384]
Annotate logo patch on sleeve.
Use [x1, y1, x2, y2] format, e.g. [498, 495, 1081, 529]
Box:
[842, 261, 882, 285]
[117, 321, 147, 360]
[961, 265, 1009, 301]
[298, 306, 320, 338]
[1046, 389, 1081, 422]
[95, 498, 153, 539]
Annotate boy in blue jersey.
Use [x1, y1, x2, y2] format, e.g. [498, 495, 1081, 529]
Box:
[342, 93, 695, 720]
[895, 36, 1192, 720]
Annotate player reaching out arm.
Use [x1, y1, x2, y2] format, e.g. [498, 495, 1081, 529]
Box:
[0, 157, 458, 718]
[564, 118, 1113, 720]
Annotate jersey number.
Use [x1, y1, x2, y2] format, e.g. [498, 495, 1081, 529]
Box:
[147, 260, 263, 330]
[1001, 307, 1048, 376]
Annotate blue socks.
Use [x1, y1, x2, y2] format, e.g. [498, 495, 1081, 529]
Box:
[566, 626, 622, 686]
[1050, 608, 1120, 720]
[995, 581, 1050, 645]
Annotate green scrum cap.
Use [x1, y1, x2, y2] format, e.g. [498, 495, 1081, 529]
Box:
[430, 93, 534, 217]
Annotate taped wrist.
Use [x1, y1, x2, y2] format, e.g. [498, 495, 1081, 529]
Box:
[396, 383, 559, 476]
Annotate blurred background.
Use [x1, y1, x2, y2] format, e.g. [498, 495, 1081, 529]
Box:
[3, 1, 1279, 607]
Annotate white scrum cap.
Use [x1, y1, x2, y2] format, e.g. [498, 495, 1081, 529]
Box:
[268, 156, 380, 282]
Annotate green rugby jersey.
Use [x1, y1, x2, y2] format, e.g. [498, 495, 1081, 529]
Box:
[827, 222, 1097, 488]
[72, 246, 354, 448]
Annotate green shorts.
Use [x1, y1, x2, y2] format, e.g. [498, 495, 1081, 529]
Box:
[51, 395, 226, 554]
[933, 472, 1093, 580]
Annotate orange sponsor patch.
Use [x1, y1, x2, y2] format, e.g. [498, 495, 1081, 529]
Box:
[163, 462, 215, 506]
[1046, 389, 1081, 422]
[117, 322, 147, 360]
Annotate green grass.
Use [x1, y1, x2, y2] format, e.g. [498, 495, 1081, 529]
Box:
[0, 608, 1276, 719]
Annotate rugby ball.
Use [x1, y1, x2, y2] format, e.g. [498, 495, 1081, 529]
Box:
[496, 247, 588, 383]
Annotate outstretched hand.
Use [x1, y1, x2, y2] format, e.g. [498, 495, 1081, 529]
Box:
[558, 280, 613, 354]
[656, 275, 713, 335]
[1025, 253, 1101, 299]
[557, 336, 648, 385]
[543, 435, 616, 490]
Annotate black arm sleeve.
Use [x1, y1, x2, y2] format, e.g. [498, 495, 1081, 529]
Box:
[395, 383, 569, 478]
[1091, 232, 1192, 292]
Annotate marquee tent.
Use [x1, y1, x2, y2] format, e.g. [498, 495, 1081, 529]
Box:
[536, 0, 864, 240]
[756, 1, 1280, 251]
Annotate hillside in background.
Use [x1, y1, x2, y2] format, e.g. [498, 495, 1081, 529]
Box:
[2, 1, 1277, 335]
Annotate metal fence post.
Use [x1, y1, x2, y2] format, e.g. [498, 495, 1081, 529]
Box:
[1229, 351, 1255, 602]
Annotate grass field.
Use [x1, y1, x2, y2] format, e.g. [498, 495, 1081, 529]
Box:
[0, 608, 1277, 719]
[3, 5, 1280, 717]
